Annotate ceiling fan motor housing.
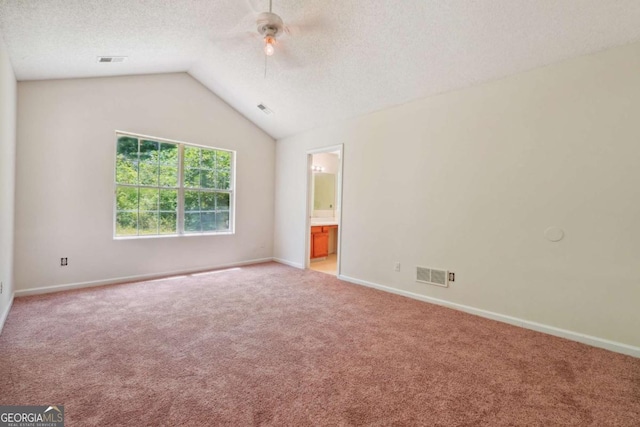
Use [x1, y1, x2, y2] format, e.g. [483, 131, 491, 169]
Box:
[257, 12, 284, 38]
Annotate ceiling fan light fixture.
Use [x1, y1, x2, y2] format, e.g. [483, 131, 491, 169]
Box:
[264, 36, 275, 56]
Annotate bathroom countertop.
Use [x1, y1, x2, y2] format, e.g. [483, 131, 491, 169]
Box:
[310, 219, 339, 226]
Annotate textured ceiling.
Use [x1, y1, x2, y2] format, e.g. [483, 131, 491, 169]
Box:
[2, 1, 640, 139]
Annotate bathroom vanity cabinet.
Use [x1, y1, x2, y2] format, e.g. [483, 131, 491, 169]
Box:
[310, 225, 338, 259]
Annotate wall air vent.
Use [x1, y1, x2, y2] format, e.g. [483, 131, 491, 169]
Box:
[416, 266, 449, 287]
[257, 103, 273, 115]
[97, 56, 127, 63]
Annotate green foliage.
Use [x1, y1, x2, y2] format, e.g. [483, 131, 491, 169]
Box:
[202, 213, 215, 231]
[216, 193, 229, 210]
[116, 186, 137, 211]
[159, 143, 178, 165]
[139, 140, 158, 162]
[139, 211, 159, 235]
[116, 137, 139, 185]
[185, 213, 200, 232]
[117, 136, 138, 159]
[159, 166, 178, 187]
[201, 192, 215, 210]
[139, 188, 158, 210]
[216, 211, 230, 230]
[201, 149, 215, 168]
[217, 151, 231, 190]
[182, 147, 232, 190]
[185, 191, 200, 211]
[115, 136, 231, 236]
[201, 170, 216, 188]
[159, 213, 177, 234]
[116, 211, 137, 236]
[159, 190, 177, 211]
[116, 137, 178, 187]
[184, 146, 200, 168]
[184, 168, 200, 188]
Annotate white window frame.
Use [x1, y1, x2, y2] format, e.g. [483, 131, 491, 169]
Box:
[113, 131, 236, 239]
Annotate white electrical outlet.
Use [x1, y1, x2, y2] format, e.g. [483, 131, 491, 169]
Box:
[394, 262, 401, 272]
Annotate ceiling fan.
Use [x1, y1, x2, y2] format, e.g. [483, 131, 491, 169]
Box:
[215, 0, 314, 76]
[256, 0, 286, 57]
[213, 0, 321, 76]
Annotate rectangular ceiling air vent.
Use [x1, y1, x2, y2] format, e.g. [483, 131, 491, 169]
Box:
[257, 103, 273, 115]
[416, 266, 449, 287]
[97, 56, 127, 63]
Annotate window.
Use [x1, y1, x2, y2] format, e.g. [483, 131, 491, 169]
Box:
[114, 132, 234, 237]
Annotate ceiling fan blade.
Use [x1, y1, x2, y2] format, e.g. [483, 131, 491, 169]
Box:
[211, 31, 261, 50]
[273, 39, 305, 69]
[283, 14, 328, 37]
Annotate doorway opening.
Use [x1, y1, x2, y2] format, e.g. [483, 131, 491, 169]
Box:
[305, 145, 343, 276]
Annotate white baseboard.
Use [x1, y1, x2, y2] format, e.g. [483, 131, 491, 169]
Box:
[14, 257, 275, 297]
[0, 293, 15, 335]
[338, 274, 640, 359]
[273, 258, 305, 269]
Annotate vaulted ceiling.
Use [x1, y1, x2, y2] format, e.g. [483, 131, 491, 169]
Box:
[2, 0, 640, 139]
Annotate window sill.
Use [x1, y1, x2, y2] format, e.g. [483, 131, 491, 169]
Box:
[114, 231, 235, 240]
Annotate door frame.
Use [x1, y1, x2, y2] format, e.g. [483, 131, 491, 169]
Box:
[305, 144, 344, 275]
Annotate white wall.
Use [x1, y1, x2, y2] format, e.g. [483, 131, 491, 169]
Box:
[15, 73, 275, 292]
[0, 33, 16, 329]
[274, 42, 640, 349]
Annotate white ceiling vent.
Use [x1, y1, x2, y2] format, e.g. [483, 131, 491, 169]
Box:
[257, 103, 273, 115]
[97, 56, 127, 63]
[416, 266, 448, 288]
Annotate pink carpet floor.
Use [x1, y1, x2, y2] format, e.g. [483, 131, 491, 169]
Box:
[1, 262, 639, 426]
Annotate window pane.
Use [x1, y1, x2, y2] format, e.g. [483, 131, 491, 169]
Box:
[159, 143, 178, 165]
[184, 168, 200, 188]
[116, 136, 139, 184]
[201, 170, 216, 188]
[202, 212, 215, 231]
[116, 159, 138, 185]
[184, 191, 200, 211]
[217, 150, 231, 168]
[139, 188, 159, 211]
[116, 186, 138, 211]
[117, 136, 138, 160]
[159, 166, 178, 187]
[184, 146, 200, 168]
[185, 213, 201, 232]
[139, 211, 159, 235]
[217, 170, 230, 190]
[217, 151, 231, 190]
[216, 192, 230, 210]
[201, 149, 215, 169]
[201, 192, 215, 210]
[159, 189, 177, 211]
[139, 140, 159, 163]
[159, 212, 177, 234]
[216, 211, 230, 231]
[116, 212, 138, 236]
[139, 162, 159, 186]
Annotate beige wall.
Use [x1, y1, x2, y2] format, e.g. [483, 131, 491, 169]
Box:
[15, 73, 275, 292]
[0, 33, 16, 329]
[274, 42, 640, 349]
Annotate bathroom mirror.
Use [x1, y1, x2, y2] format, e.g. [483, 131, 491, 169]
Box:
[313, 173, 335, 210]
